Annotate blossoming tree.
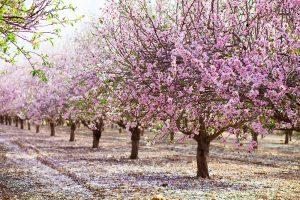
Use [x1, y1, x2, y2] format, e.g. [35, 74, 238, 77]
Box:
[99, 0, 300, 178]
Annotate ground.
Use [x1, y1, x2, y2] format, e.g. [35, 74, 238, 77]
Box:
[0, 124, 299, 200]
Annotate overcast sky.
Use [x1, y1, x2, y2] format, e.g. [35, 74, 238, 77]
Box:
[50, 0, 106, 50]
[67, 0, 105, 16]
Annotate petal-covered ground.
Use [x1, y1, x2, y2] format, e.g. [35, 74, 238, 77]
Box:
[0, 125, 299, 199]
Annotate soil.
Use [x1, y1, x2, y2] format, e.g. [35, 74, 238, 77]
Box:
[0, 125, 299, 199]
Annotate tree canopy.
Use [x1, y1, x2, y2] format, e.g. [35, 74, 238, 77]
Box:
[0, 0, 76, 65]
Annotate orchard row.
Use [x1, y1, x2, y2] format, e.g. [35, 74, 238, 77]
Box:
[0, 0, 299, 178]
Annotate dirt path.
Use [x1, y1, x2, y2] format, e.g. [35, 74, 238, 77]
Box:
[0, 130, 95, 200]
[0, 125, 299, 199]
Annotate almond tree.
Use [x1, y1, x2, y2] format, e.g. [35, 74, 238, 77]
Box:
[99, 0, 300, 178]
[27, 64, 69, 136]
[63, 29, 112, 147]
[66, 68, 111, 148]
[0, 67, 34, 129]
[109, 80, 152, 159]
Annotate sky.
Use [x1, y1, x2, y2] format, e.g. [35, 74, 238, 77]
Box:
[67, 0, 105, 16]
[46, 0, 106, 50]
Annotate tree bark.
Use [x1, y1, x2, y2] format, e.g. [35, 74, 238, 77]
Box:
[284, 130, 292, 144]
[5, 116, 8, 125]
[27, 122, 31, 130]
[170, 132, 174, 143]
[289, 130, 292, 141]
[92, 129, 101, 148]
[57, 118, 64, 126]
[8, 117, 12, 126]
[36, 125, 40, 133]
[69, 122, 76, 142]
[194, 134, 210, 178]
[252, 131, 258, 149]
[50, 123, 55, 136]
[20, 119, 24, 129]
[130, 127, 141, 159]
[15, 117, 18, 127]
[82, 119, 104, 148]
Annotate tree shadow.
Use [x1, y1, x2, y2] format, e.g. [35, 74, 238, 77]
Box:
[91, 172, 261, 192]
[248, 169, 300, 182]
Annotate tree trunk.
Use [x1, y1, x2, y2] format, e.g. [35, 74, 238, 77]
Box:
[50, 123, 55, 136]
[194, 135, 210, 178]
[289, 130, 292, 141]
[27, 122, 31, 130]
[284, 130, 288, 144]
[5, 116, 8, 125]
[284, 130, 292, 144]
[252, 132, 258, 149]
[130, 127, 141, 159]
[92, 129, 101, 148]
[170, 132, 174, 143]
[119, 128, 122, 134]
[57, 118, 64, 126]
[20, 119, 24, 129]
[69, 122, 76, 142]
[15, 117, 18, 127]
[8, 117, 12, 125]
[36, 125, 40, 133]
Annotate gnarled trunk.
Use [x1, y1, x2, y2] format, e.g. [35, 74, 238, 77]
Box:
[92, 129, 101, 148]
[82, 119, 104, 148]
[20, 119, 24, 129]
[252, 132, 258, 149]
[36, 125, 40, 133]
[50, 123, 55, 136]
[69, 122, 76, 142]
[194, 134, 210, 178]
[93, 120, 104, 148]
[129, 127, 141, 159]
